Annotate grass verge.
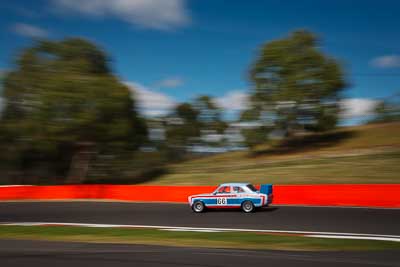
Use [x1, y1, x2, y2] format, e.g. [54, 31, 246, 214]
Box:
[0, 226, 399, 251]
[149, 151, 400, 185]
[146, 123, 400, 185]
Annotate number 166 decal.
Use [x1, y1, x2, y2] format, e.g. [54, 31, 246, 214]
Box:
[217, 197, 227, 205]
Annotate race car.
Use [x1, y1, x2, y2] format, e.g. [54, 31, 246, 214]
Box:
[188, 183, 273, 213]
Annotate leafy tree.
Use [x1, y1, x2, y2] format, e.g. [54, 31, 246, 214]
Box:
[372, 95, 400, 123]
[249, 30, 346, 137]
[239, 108, 261, 122]
[165, 102, 201, 157]
[0, 38, 147, 184]
[241, 126, 271, 149]
[193, 95, 227, 134]
[238, 108, 272, 149]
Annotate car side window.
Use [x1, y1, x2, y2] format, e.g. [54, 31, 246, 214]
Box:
[217, 186, 231, 194]
[233, 186, 245, 193]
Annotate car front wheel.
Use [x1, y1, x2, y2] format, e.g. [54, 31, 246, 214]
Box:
[241, 200, 255, 213]
[192, 201, 205, 213]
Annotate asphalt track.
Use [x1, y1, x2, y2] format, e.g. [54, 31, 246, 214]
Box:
[0, 202, 399, 235]
[1, 239, 399, 267]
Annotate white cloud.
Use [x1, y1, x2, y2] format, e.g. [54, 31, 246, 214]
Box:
[125, 82, 176, 116]
[216, 91, 249, 111]
[12, 23, 48, 38]
[51, 0, 190, 30]
[156, 77, 184, 88]
[370, 55, 400, 68]
[339, 98, 379, 118]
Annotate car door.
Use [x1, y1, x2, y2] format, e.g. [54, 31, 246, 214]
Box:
[213, 186, 234, 207]
[232, 186, 246, 206]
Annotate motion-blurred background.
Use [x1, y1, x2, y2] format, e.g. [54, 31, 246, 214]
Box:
[0, 0, 399, 186]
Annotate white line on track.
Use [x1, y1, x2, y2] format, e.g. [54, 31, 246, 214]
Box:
[2, 222, 400, 242]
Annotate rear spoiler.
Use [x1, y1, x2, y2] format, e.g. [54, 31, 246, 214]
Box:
[259, 184, 273, 195]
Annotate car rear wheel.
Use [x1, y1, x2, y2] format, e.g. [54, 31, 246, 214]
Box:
[192, 201, 205, 213]
[241, 200, 255, 213]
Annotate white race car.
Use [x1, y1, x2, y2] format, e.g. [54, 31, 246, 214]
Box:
[188, 183, 273, 213]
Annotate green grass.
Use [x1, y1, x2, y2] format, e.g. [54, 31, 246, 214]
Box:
[150, 151, 400, 185]
[147, 123, 400, 185]
[0, 225, 399, 251]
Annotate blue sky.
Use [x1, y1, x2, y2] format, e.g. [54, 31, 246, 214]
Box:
[1, 0, 399, 122]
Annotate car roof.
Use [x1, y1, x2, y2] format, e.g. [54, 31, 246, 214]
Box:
[218, 183, 251, 187]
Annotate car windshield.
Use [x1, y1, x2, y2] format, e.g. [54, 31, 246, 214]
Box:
[246, 184, 258, 192]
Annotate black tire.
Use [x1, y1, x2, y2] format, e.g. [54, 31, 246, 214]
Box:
[192, 201, 205, 213]
[241, 200, 255, 213]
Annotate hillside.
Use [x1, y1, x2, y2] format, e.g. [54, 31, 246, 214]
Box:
[146, 122, 400, 185]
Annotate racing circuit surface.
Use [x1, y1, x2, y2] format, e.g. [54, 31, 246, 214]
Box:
[1, 239, 399, 267]
[0, 202, 399, 235]
[1, 202, 400, 267]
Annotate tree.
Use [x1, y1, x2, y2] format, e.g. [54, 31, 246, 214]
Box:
[249, 30, 346, 137]
[165, 102, 201, 157]
[239, 109, 273, 149]
[372, 95, 400, 123]
[241, 126, 271, 149]
[193, 95, 227, 134]
[0, 38, 147, 183]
